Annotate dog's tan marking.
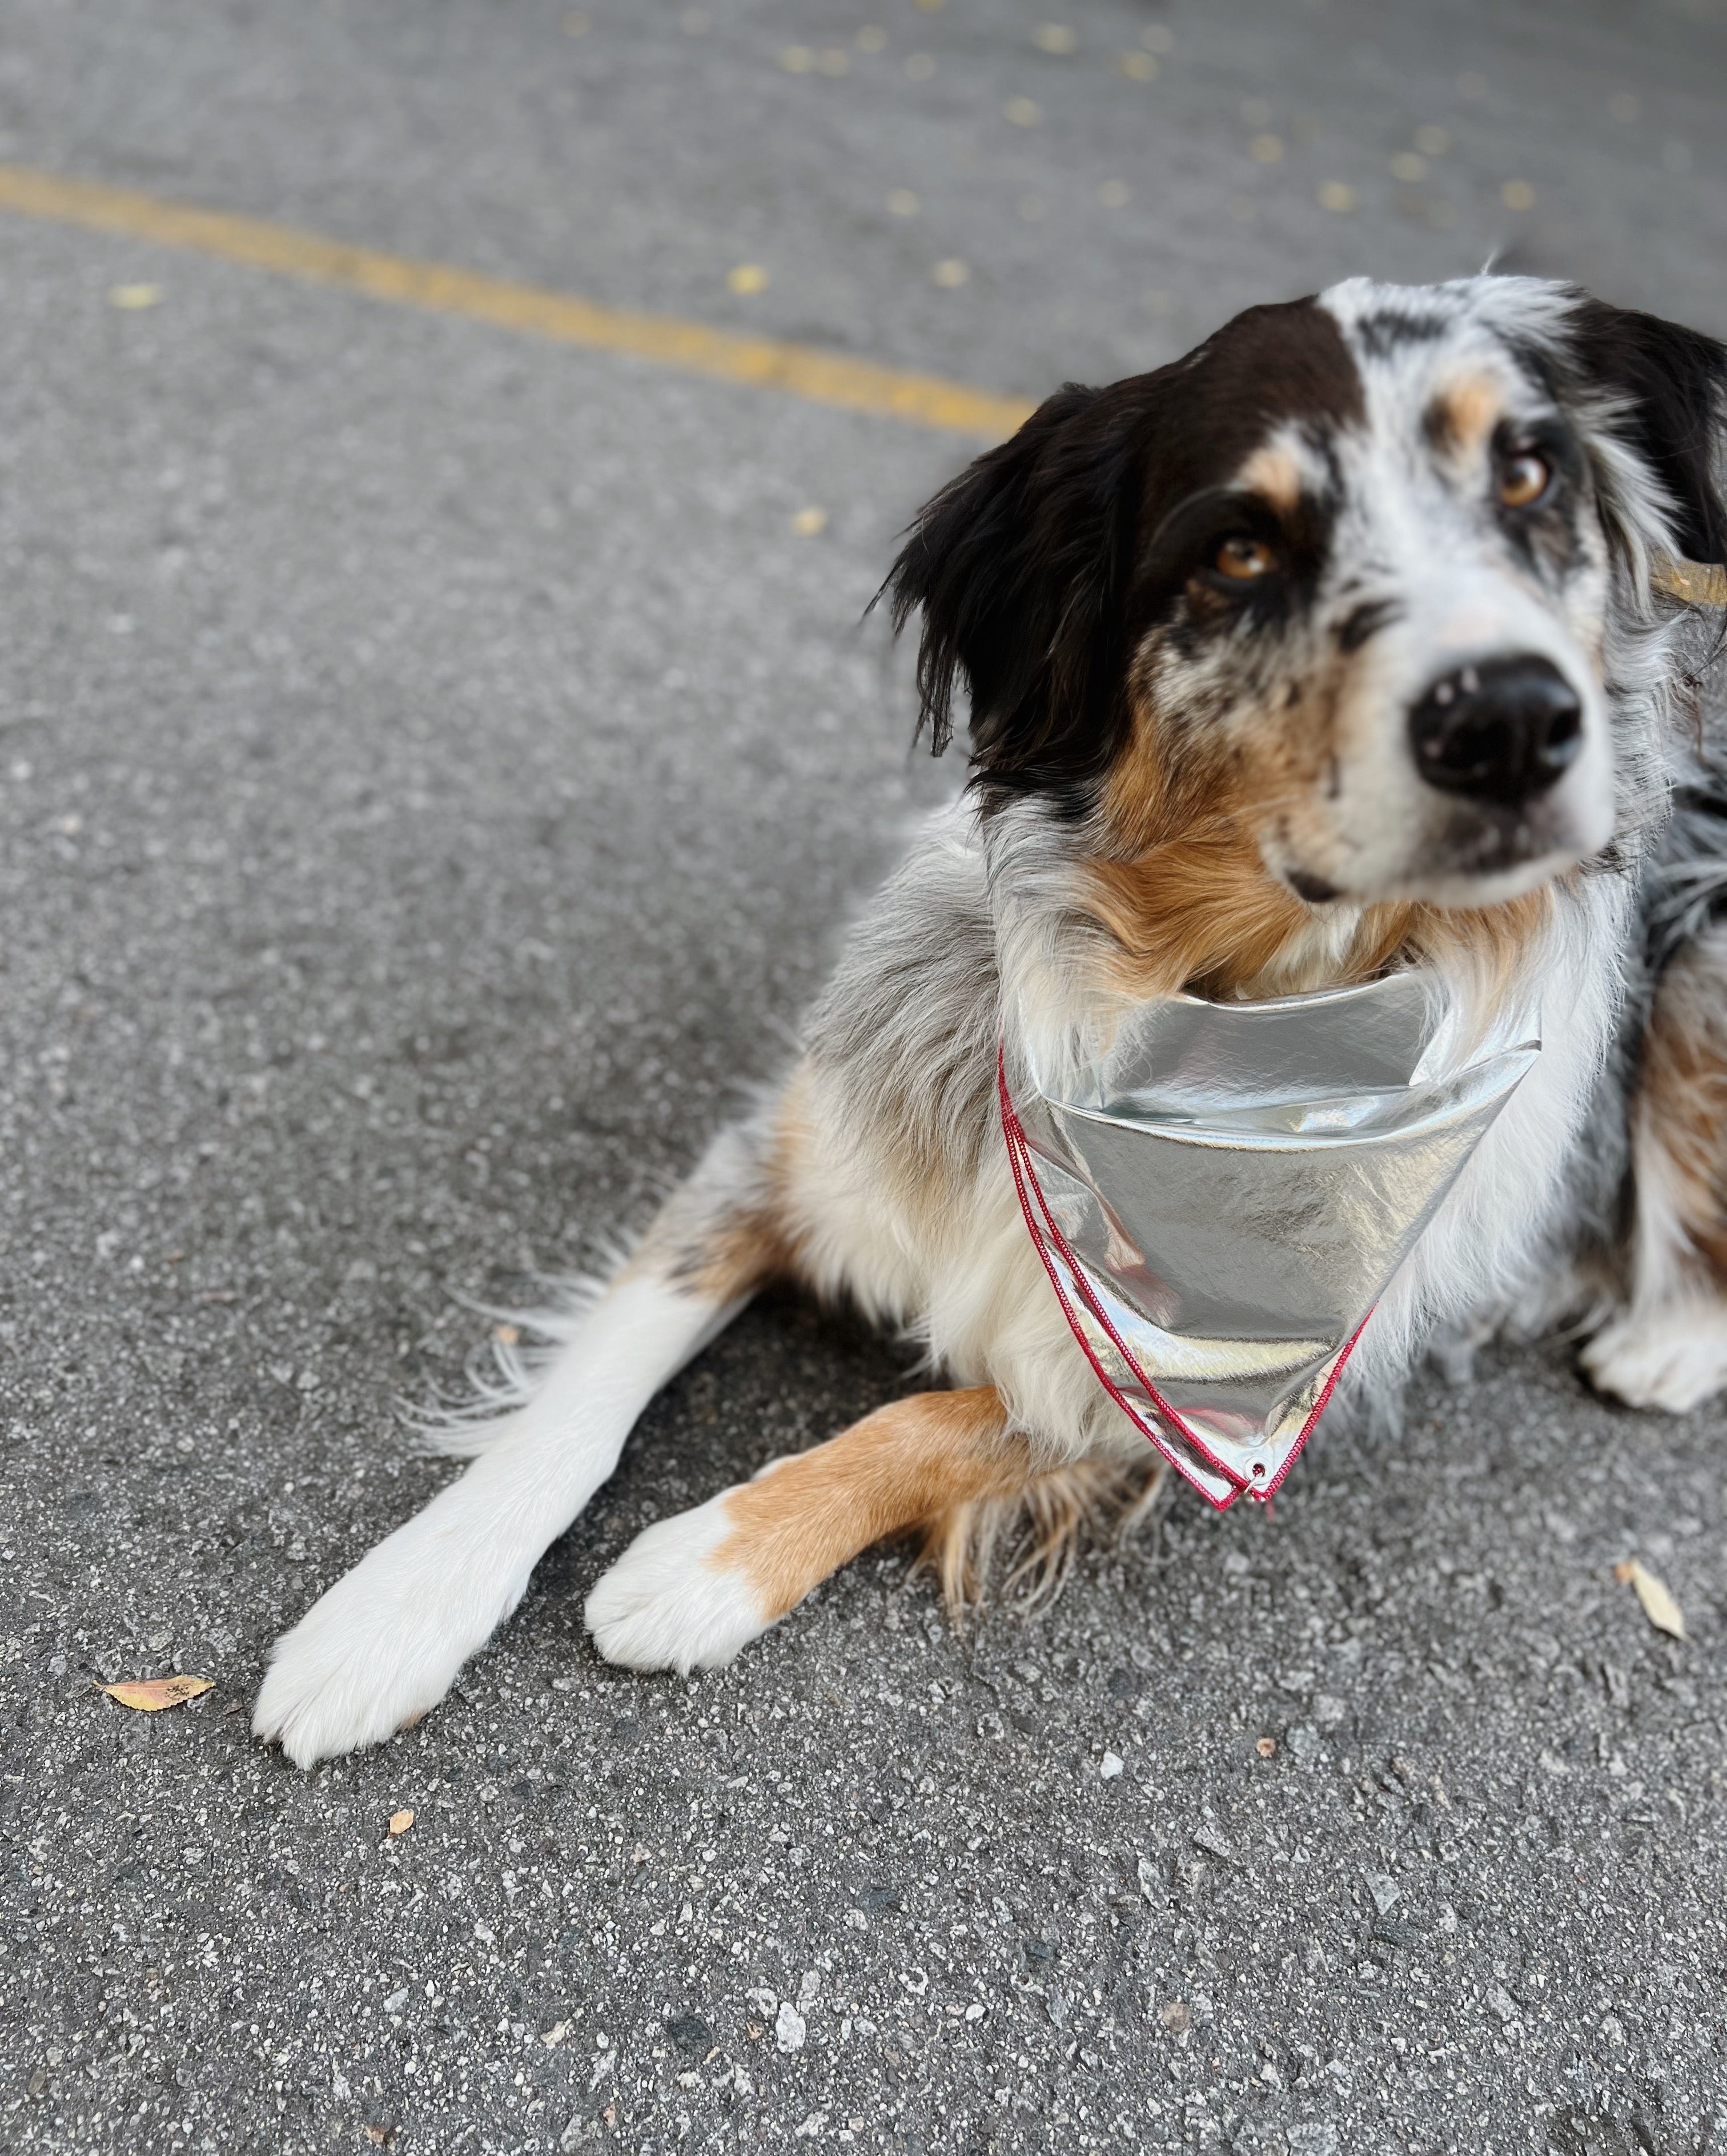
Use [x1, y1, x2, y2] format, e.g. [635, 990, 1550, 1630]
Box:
[1090, 705, 1376, 999]
[1426, 370, 1504, 459]
[708, 1387, 1026, 1619]
[1235, 439, 1305, 515]
[1089, 663, 1561, 1005]
[1084, 797, 1556, 1007]
[1086, 819, 1318, 998]
[1093, 694, 1188, 862]
[626, 1065, 816, 1303]
[1099, 653, 1354, 872]
[693, 1070, 815, 1299]
[1633, 940, 1727, 1279]
[682, 1205, 794, 1302]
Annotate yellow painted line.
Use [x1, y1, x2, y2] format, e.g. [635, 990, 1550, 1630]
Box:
[1654, 556, 1727, 608]
[0, 162, 1037, 442]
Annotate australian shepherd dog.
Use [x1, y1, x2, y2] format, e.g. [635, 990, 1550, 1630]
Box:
[255, 275, 1726, 1768]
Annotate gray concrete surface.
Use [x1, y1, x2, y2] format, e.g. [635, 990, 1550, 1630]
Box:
[0, 2, 1724, 2150]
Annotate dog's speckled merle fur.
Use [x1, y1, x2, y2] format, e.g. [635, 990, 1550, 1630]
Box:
[255, 276, 1727, 1769]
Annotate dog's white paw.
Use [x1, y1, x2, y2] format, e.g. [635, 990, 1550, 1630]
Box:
[1581, 1300, 1727, 1415]
[585, 1491, 770, 1674]
[254, 1510, 527, 1769]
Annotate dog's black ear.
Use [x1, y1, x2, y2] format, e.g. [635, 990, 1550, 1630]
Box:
[1571, 297, 1727, 567]
[883, 382, 1142, 799]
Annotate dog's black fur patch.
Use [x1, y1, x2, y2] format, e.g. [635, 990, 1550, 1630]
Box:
[1570, 296, 1727, 566]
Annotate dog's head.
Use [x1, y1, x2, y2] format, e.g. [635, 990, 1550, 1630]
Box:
[889, 277, 1725, 921]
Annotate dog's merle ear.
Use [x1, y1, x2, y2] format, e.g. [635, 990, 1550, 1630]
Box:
[1571, 297, 1727, 568]
[883, 382, 1142, 800]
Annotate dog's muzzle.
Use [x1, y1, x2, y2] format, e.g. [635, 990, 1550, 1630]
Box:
[1002, 972, 1540, 1508]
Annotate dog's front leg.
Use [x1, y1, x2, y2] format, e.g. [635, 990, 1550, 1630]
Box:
[584, 1386, 1023, 1672]
[253, 1114, 790, 1768]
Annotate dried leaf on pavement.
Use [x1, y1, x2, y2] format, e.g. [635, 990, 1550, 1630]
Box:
[100, 1675, 214, 1712]
[1613, 1559, 1685, 1639]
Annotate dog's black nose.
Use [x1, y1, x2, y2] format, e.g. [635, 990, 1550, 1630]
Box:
[1408, 656, 1584, 806]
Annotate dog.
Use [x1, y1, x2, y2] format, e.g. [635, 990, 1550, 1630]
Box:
[254, 274, 1727, 1769]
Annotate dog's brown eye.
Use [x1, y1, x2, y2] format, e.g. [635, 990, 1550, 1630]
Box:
[1214, 535, 1277, 580]
[1499, 451, 1550, 508]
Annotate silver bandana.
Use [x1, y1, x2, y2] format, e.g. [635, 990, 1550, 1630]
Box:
[1001, 973, 1540, 1509]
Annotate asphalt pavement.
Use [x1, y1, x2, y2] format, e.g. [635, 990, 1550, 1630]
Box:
[0, 3, 1724, 2152]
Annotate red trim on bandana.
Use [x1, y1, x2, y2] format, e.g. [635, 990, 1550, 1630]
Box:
[999, 1045, 1367, 1509]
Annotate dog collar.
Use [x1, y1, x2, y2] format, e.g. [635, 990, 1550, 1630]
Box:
[1001, 972, 1540, 1509]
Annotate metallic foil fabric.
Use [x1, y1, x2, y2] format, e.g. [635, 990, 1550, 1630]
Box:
[1002, 973, 1540, 1508]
